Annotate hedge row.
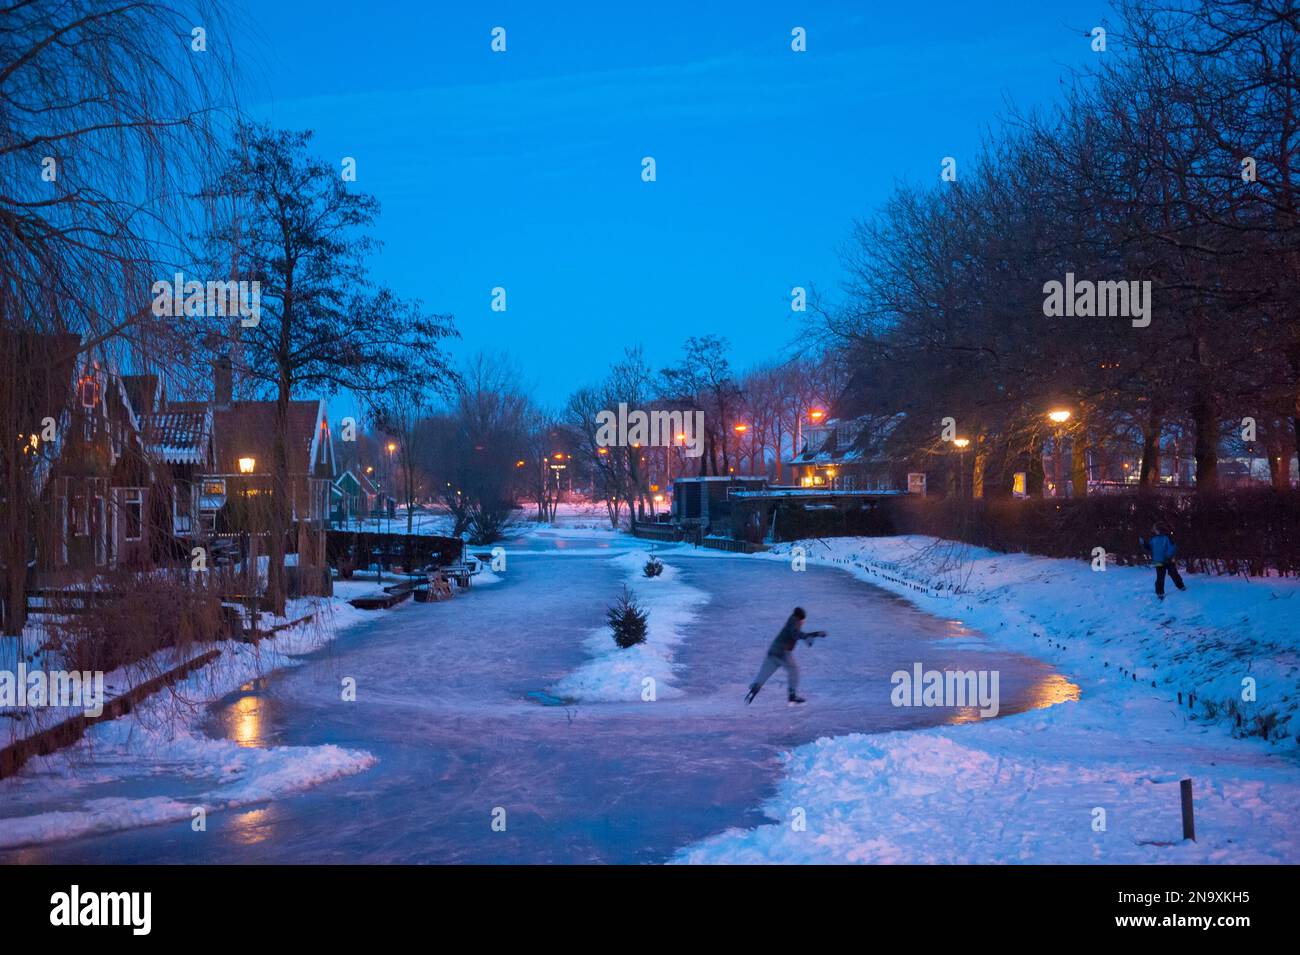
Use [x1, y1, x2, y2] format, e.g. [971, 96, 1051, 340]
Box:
[895, 490, 1300, 576]
[772, 490, 1300, 577]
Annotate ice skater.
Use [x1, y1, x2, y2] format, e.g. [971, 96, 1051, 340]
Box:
[1141, 522, 1187, 599]
[745, 607, 827, 705]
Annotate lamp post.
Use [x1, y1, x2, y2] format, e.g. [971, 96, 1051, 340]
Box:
[1047, 410, 1071, 498]
[793, 408, 824, 487]
[385, 441, 397, 533]
[953, 438, 970, 498]
[236, 456, 257, 637]
[733, 423, 748, 475]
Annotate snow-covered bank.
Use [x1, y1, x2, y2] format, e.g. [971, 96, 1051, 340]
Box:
[674, 535, 1300, 864]
[763, 536, 1300, 743]
[550, 550, 708, 702]
[0, 586, 382, 849]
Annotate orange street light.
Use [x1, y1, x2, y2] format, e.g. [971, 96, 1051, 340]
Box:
[386, 441, 397, 453]
[734, 423, 748, 434]
[809, 409, 825, 421]
[238, 456, 255, 474]
[953, 437, 971, 449]
[597, 447, 609, 455]
[1047, 410, 1071, 424]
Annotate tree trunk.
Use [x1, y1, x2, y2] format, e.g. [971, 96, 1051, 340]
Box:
[1289, 344, 1300, 475]
[1025, 432, 1046, 497]
[1139, 406, 1162, 492]
[1070, 425, 1089, 498]
[1190, 333, 1218, 493]
[269, 291, 292, 616]
[981, 434, 1012, 499]
[971, 439, 986, 499]
[1268, 432, 1288, 489]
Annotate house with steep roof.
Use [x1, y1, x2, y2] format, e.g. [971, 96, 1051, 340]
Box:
[40, 356, 159, 571]
[332, 467, 380, 527]
[784, 413, 907, 491]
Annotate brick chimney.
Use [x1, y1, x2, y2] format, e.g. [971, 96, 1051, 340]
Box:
[213, 355, 233, 408]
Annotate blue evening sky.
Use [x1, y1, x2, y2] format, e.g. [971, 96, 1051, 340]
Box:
[239, 0, 1112, 415]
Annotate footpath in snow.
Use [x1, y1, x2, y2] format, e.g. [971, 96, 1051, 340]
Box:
[675, 535, 1300, 864]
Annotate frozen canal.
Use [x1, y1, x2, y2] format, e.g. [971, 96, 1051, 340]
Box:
[1, 531, 1077, 863]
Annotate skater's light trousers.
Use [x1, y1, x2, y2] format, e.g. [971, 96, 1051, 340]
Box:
[752, 652, 799, 696]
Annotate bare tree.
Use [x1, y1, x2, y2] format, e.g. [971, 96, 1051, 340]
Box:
[0, 1, 235, 635]
[199, 125, 456, 612]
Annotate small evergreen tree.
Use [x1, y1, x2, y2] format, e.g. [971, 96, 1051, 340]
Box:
[607, 587, 649, 648]
[643, 556, 664, 578]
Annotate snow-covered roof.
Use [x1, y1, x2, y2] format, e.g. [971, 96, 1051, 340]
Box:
[142, 407, 213, 465]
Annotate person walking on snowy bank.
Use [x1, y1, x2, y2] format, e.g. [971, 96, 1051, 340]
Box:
[1141, 522, 1187, 599]
[745, 607, 827, 705]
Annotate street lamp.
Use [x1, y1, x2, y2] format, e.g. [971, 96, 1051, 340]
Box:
[238, 456, 255, 474]
[952, 438, 970, 498]
[733, 423, 748, 474]
[793, 409, 825, 486]
[1046, 410, 1071, 497]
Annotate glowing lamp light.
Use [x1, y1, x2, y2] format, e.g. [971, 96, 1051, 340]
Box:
[953, 438, 971, 449]
[809, 409, 825, 421]
[734, 423, 748, 434]
[238, 457, 256, 474]
[387, 442, 397, 453]
[1048, 410, 1071, 424]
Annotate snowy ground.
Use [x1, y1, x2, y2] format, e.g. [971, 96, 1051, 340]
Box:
[0, 585, 377, 850]
[673, 536, 1300, 864]
[550, 550, 708, 702]
[2, 523, 1296, 864]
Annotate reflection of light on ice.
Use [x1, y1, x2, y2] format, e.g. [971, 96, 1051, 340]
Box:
[943, 674, 1080, 725]
[230, 694, 263, 748]
[1027, 673, 1081, 710]
[229, 807, 273, 846]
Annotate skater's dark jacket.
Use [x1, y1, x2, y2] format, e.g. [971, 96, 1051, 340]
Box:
[1142, 533, 1177, 565]
[768, 614, 816, 656]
